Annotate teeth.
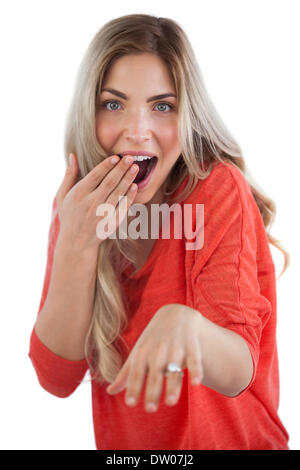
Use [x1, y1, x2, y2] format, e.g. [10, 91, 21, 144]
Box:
[118, 154, 156, 161]
[132, 155, 153, 161]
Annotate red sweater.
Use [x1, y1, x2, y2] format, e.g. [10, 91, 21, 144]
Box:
[29, 161, 289, 450]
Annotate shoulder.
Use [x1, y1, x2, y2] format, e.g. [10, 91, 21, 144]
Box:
[182, 160, 263, 260]
[186, 160, 255, 214]
[202, 160, 251, 195]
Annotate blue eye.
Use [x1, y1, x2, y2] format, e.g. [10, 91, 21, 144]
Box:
[154, 102, 174, 112]
[103, 100, 121, 111]
[101, 100, 174, 112]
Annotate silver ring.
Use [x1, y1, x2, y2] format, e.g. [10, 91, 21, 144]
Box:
[165, 362, 184, 377]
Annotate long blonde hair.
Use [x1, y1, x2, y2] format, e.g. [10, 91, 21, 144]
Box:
[63, 14, 290, 385]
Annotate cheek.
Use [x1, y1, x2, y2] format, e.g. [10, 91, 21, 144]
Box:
[157, 121, 180, 149]
[95, 117, 118, 147]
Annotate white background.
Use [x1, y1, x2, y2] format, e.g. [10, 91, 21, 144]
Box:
[0, 0, 299, 450]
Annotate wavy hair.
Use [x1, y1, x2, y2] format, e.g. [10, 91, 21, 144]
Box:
[63, 14, 290, 385]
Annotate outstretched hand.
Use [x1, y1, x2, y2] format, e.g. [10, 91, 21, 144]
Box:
[106, 303, 204, 413]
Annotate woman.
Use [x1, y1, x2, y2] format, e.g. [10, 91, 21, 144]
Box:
[29, 14, 290, 450]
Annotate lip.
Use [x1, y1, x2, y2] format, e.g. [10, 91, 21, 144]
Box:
[116, 150, 158, 158]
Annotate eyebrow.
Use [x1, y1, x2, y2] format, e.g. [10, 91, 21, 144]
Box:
[101, 87, 177, 102]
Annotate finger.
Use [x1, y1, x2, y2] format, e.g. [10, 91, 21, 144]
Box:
[144, 368, 165, 413]
[85, 154, 135, 194]
[105, 162, 139, 207]
[165, 349, 185, 406]
[185, 335, 203, 386]
[106, 357, 131, 395]
[95, 155, 137, 201]
[113, 181, 139, 233]
[124, 354, 148, 409]
[76, 154, 120, 194]
[56, 153, 79, 203]
[143, 345, 168, 412]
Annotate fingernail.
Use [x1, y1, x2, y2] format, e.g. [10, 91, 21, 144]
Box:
[126, 397, 136, 406]
[192, 377, 201, 385]
[69, 153, 73, 167]
[146, 402, 157, 412]
[167, 395, 177, 405]
[111, 156, 119, 164]
[125, 156, 133, 164]
[130, 164, 139, 173]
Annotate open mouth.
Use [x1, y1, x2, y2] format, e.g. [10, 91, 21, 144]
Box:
[118, 155, 158, 184]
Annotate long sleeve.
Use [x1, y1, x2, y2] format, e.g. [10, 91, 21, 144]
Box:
[190, 163, 273, 394]
[28, 197, 88, 398]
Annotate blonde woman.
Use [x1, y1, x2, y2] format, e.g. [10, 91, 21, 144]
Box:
[29, 14, 290, 450]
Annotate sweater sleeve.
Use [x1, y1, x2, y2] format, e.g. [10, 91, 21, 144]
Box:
[191, 163, 272, 395]
[28, 196, 89, 398]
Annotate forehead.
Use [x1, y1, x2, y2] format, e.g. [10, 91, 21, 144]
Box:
[102, 53, 175, 91]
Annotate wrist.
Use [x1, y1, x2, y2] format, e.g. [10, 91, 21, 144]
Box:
[56, 231, 99, 261]
[54, 233, 99, 273]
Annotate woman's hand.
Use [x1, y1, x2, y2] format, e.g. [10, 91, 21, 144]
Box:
[55, 153, 139, 256]
[106, 304, 204, 413]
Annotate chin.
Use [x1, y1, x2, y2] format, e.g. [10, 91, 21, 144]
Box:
[132, 190, 152, 205]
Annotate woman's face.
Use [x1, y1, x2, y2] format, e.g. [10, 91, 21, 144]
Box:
[95, 53, 182, 206]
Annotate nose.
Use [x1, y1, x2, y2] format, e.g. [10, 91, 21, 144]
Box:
[123, 109, 152, 142]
